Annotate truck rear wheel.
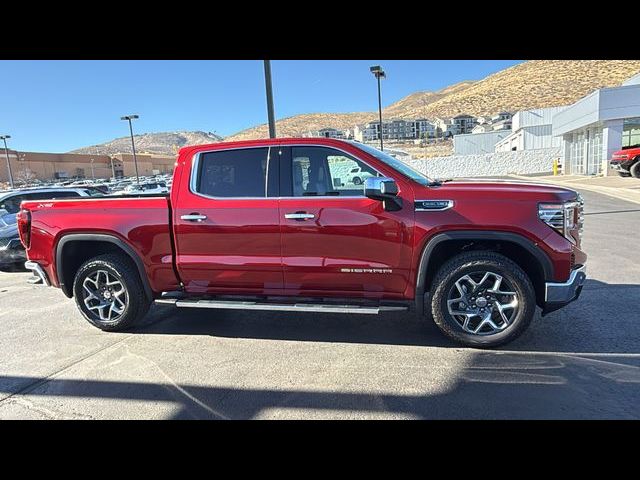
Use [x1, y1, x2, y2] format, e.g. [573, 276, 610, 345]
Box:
[430, 251, 536, 348]
[72, 253, 151, 331]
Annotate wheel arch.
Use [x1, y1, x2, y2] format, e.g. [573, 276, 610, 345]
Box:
[415, 231, 553, 315]
[55, 233, 153, 300]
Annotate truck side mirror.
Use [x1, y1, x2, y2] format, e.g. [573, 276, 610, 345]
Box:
[364, 177, 402, 211]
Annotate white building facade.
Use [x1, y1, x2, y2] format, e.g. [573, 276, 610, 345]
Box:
[454, 130, 512, 155]
[495, 106, 567, 152]
[354, 119, 438, 142]
[552, 74, 640, 175]
[304, 128, 349, 139]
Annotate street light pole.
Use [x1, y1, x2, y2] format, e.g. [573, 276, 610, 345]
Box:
[1, 135, 15, 189]
[109, 157, 116, 180]
[263, 60, 276, 139]
[90, 158, 95, 181]
[120, 114, 140, 185]
[370, 65, 386, 151]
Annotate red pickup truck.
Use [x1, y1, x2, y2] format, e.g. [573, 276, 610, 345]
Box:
[609, 145, 640, 177]
[16, 138, 587, 348]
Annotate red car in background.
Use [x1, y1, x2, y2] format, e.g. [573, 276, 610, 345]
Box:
[610, 145, 640, 178]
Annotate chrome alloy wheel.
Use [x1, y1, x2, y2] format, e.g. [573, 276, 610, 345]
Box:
[446, 271, 519, 335]
[82, 270, 128, 323]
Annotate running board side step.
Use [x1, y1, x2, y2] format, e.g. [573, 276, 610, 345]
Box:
[156, 298, 407, 315]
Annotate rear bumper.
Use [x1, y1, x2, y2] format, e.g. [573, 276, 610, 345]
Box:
[542, 264, 586, 315]
[24, 260, 50, 286]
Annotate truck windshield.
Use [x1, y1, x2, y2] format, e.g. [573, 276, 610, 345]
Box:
[352, 142, 434, 186]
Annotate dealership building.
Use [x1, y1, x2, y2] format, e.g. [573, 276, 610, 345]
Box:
[0, 151, 176, 184]
[552, 72, 640, 175]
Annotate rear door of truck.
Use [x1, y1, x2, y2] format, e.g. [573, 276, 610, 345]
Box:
[171, 145, 282, 294]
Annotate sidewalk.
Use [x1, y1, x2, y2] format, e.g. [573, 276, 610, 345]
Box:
[508, 173, 640, 205]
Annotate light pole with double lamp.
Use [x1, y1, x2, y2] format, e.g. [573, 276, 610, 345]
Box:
[369, 65, 386, 151]
[0, 135, 15, 189]
[120, 114, 140, 185]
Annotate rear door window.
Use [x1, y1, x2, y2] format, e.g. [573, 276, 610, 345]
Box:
[195, 147, 277, 198]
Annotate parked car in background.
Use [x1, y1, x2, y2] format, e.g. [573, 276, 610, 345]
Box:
[0, 188, 100, 270]
[119, 182, 168, 195]
[610, 145, 640, 178]
[344, 165, 375, 185]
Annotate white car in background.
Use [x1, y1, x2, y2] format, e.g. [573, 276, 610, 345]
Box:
[119, 182, 169, 195]
[344, 166, 375, 185]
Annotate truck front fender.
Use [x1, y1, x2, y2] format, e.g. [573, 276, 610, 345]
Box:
[414, 231, 554, 315]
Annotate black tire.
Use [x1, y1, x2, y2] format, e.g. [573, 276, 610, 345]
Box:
[73, 253, 151, 331]
[630, 160, 640, 179]
[430, 251, 536, 348]
[617, 170, 631, 177]
[352, 176, 362, 185]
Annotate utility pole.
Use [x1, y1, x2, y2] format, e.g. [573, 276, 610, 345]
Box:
[120, 114, 140, 185]
[369, 66, 386, 151]
[109, 157, 116, 180]
[263, 60, 276, 138]
[1, 135, 15, 189]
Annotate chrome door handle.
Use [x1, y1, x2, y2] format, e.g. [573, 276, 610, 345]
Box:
[181, 214, 207, 222]
[284, 213, 315, 220]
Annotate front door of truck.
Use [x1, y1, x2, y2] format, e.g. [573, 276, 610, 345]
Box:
[173, 145, 282, 294]
[278, 145, 414, 297]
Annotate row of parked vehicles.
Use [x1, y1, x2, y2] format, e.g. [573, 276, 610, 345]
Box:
[0, 175, 171, 269]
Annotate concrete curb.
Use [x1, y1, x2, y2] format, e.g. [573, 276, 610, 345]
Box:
[508, 174, 640, 205]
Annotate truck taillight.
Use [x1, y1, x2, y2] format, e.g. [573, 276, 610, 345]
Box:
[17, 209, 31, 248]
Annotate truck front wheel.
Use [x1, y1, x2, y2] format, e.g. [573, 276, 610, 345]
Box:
[430, 251, 536, 348]
[72, 253, 151, 331]
[630, 160, 640, 179]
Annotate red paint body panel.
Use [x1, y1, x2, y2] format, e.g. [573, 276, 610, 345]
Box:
[610, 146, 640, 162]
[21, 197, 179, 294]
[279, 196, 414, 297]
[21, 137, 586, 300]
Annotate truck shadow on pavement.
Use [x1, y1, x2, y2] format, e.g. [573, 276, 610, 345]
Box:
[136, 279, 639, 355]
[1, 346, 639, 419]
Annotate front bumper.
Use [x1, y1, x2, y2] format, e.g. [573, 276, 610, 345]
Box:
[542, 264, 586, 315]
[609, 159, 634, 172]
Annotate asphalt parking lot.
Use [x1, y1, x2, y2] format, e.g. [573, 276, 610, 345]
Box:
[0, 188, 639, 419]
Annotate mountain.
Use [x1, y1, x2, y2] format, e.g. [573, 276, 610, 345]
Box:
[402, 60, 640, 119]
[382, 81, 476, 119]
[223, 112, 377, 142]
[70, 131, 223, 156]
[225, 82, 477, 141]
[226, 60, 640, 140]
[70, 61, 640, 152]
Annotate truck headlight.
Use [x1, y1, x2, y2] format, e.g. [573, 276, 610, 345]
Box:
[538, 196, 583, 244]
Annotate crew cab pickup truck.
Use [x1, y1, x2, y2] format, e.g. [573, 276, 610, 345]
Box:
[609, 145, 640, 178]
[17, 138, 587, 347]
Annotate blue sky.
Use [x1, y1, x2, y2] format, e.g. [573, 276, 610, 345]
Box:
[0, 60, 522, 152]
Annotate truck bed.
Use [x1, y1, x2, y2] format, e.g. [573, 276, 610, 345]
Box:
[21, 195, 180, 294]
